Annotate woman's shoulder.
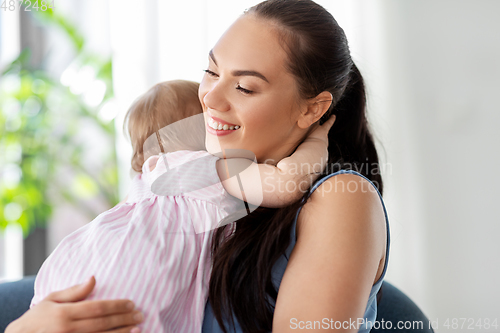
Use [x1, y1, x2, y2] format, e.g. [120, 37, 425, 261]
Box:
[272, 170, 389, 328]
[306, 169, 383, 200]
[294, 169, 388, 277]
[297, 169, 387, 239]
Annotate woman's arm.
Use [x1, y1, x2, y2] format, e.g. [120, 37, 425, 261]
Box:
[6, 277, 143, 333]
[272, 174, 387, 332]
[216, 116, 335, 208]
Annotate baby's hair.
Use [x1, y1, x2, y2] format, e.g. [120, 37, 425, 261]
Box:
[124, 80, 202, 172]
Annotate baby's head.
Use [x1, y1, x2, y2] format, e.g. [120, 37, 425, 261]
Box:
[124, 80, 202, 172]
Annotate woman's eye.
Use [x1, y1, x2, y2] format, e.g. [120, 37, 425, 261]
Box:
[236, 85, 253, 95]
[203, 69, 219, 77]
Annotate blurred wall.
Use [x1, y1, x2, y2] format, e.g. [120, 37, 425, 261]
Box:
[377, 0, 500, 324]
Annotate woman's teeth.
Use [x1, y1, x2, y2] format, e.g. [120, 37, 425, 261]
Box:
[209, 118, 240, 131]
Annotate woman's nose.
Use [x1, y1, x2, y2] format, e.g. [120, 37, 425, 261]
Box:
[203, 82, 230, 113]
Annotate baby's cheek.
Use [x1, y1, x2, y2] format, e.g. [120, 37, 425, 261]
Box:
[148, 156, 159, 171]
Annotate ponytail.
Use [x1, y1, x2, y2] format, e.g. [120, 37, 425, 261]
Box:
[322, 63, 383, 194]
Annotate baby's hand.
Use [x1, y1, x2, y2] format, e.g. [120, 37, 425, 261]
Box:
[258, 115, 337, 206]
[304, 115, 336, 145]
[276, 115, 336, 175]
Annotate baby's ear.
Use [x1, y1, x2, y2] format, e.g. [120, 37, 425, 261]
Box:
[297, 91, 333, 129]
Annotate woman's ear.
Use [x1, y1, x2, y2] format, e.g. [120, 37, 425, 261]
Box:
[297, 91, 333, 129]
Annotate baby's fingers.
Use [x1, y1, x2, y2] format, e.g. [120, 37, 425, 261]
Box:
[308, 115, 336, 141]
[320, 114, 336, 130]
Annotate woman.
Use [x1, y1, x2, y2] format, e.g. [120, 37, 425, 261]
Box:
[6, 0, 389, 332]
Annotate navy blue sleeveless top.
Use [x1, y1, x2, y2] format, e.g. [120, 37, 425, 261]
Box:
[202, 169, 391, 333]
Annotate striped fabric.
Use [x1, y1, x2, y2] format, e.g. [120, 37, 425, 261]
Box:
[31, 150, 242, 333]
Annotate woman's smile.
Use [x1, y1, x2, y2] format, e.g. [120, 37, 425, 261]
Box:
[206, 118, 240, 137]
[204, 111, 241, 137]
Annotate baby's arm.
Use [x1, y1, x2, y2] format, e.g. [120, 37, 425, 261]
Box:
[216, 116, 335, 208]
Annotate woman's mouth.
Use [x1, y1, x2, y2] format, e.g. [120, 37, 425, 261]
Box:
[206, 115, 241, 136]
[207, 117, 240, 131]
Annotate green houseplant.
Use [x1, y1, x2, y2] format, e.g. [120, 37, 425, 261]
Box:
[0, 5, 119, 237]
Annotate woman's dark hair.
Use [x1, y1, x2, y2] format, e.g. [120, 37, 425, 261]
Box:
[209, 0, 383, 332]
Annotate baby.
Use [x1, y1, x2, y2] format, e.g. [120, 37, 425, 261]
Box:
[31, 80, 334, 332]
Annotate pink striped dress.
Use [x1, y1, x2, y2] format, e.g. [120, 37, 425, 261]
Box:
[31, 150, 243, 333]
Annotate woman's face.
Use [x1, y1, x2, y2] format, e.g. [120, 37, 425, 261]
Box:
[199, 15, 308, 164]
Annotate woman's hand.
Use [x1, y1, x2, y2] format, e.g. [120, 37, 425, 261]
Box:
[6, 276, 143, 333]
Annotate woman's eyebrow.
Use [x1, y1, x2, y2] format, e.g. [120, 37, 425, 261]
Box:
[232, 70, 269, 83]
[209, 50, 218, 66]
[209, 50, 269, 83]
